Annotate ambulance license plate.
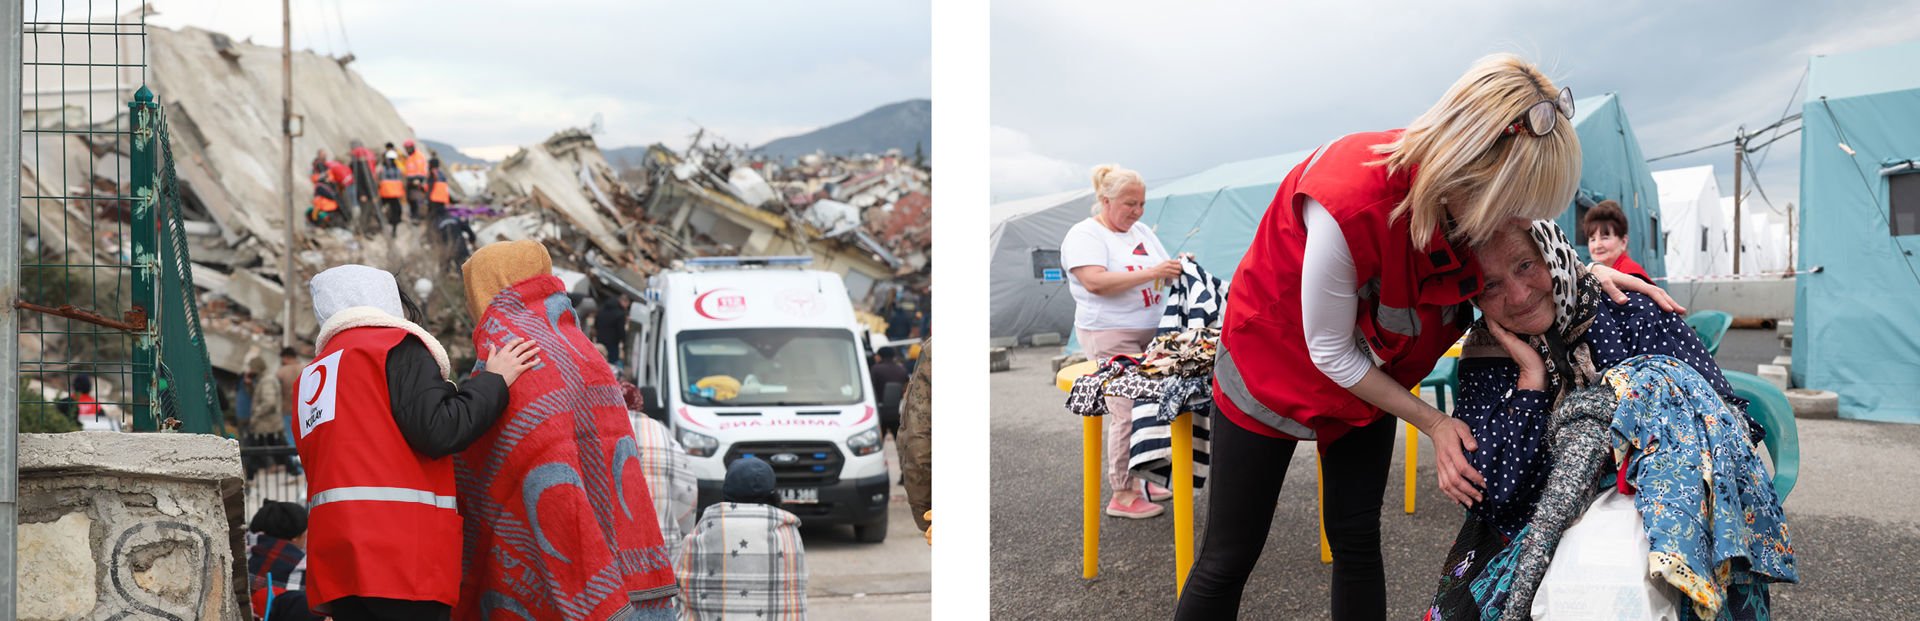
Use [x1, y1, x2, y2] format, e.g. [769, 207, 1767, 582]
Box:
[779, 487, 819, 504]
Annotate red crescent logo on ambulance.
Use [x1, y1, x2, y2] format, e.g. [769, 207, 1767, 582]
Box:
[693, 288, 748, 321]
[304, 366, 328, 405]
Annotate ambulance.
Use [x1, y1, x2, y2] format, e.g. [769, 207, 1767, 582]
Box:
[627, 257, 892, 542]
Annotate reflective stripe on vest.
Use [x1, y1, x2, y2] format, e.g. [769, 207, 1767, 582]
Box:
[1213, 341, 1318, 440]
[309, 486, 458, 510]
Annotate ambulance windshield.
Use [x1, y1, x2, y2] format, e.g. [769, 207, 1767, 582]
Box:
[676, 328, 865, 407]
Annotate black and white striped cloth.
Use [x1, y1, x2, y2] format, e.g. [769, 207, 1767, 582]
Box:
[1127, 399, 1211, 490]
[1157, 259, 1229, 334]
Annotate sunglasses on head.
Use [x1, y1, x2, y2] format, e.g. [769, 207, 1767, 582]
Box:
[1502, 86, 1575, 137]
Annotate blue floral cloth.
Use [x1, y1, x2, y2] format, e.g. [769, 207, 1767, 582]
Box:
[1606, 355, 1797, 619]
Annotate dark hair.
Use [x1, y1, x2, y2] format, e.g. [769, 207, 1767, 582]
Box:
[396, 283, 426, 325]
[279, 347, 299, 359]
[1582, 199, 1629, 239]
[877, 347, 899, 362]
[72, 374, 92, 394]
[248, 501, 309, 540]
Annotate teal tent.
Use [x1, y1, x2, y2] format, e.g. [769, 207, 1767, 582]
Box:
[1137, 150, 1315, 278]
[1794, 39, 1920, 423]
[1565, 94, 1667, 278]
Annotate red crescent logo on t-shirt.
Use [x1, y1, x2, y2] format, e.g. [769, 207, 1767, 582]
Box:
[304, 366, 328, 405]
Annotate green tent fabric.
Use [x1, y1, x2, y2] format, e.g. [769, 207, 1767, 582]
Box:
[1794, 40, 1920, 423]
[1137, 149, 1315, 278]
[1565, 93, 1667, 278]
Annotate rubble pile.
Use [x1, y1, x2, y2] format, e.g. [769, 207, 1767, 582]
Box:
[18, 18, 933, 378]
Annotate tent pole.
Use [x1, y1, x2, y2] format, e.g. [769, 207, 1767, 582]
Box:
[1733, 128, 1745, 275]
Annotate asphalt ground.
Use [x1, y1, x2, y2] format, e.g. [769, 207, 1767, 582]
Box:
[990, 329, 1920, 619]
[806, 440, 934, 619]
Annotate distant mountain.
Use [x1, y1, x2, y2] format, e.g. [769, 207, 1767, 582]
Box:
[421, 139, 490, 166]
[754, 99, 931, 163]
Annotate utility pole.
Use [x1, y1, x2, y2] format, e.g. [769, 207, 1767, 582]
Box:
[1732, 128, 1745, 275]
[282, 0, 296, 348]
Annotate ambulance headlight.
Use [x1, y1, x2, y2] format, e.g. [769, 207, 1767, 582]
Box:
[847, 427, 882, 457]
[678, 428, 720, 457]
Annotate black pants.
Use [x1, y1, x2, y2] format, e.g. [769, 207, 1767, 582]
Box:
[381, 197, 403, 229]
[326, 596, 450, 621]
[1174, 412, 1397, 621]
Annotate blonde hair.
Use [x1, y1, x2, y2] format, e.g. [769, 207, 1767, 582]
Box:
[1372, 53, 1582, 247]
[1088, 164, 1144, 216]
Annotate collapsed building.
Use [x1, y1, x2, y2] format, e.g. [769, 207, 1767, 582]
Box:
[19, 17, 933, 381]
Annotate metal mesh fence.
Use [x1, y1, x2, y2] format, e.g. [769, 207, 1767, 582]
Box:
[16, 3, 220, 435]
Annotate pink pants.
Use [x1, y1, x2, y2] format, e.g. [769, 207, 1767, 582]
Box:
[1078, 327, 1158, 498]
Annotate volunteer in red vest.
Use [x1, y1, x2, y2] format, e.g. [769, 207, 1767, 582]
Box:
[426, 157, 452, 220]
[293, 264, 541, 621]
[1174, 54, 1682, 620]
[454, 240, 681, 620]
[1061, 163, 1182, 519]
[1581, 199, 1653, 283]
[403, 139, 430, 220]
[376, 149, 407, 233]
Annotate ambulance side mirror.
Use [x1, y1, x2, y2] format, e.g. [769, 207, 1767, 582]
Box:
[640, 386, 666, 422]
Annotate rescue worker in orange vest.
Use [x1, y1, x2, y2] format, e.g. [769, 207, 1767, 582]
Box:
[376, 147, 406, 234]
[308, 177, 341, 227]
[403, 139, 430, 221]
[293, 264, 542, 621]
[426, 157, 451, 221]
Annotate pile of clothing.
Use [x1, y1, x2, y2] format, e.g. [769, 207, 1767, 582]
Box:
[1065, 326, 1220, 490]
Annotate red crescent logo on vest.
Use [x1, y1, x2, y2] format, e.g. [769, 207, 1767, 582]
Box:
[305, 366, 328, 405]
[1132, 243, 1148, 256]
[693, 288, 748, 321]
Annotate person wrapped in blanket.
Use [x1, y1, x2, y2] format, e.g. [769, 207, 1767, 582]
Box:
[1426, 219, 1796, 621]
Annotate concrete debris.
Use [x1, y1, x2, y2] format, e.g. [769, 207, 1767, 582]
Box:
[19, 15, 932, 383]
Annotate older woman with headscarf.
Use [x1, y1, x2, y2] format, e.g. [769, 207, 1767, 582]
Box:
[453, 240, 680, 621]
[1427, 220, 1796, 621]
[293, 265, 540, 621]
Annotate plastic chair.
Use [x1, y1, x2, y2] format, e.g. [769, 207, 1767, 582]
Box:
[1723, 370, 1800, 500]
[1419, 357, 1459, 413]
[1684, 310, 1734, 356]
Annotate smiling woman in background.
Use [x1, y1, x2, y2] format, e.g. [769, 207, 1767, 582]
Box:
[1062, 163, 1183, 520]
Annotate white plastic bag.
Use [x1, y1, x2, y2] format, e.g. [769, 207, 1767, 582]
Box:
[1532, 489, 1681, 621]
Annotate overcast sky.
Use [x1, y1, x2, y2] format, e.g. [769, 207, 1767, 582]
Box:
[69, 0, 933, 159]
[992, 1, 1920, 210]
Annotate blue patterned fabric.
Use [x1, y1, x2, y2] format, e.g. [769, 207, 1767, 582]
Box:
[1455, 292, 1753, 540]
[1607, 355, 1797, 620]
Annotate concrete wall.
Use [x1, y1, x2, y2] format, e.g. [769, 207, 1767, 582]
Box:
[1664, 276, 1797, 320]
[17, 432, 244, 621]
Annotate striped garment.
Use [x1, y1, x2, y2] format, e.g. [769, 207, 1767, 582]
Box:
[1126, 400, 1212, 490]
[1157, 259, 1229, 334]
[676, 502, 808, 620]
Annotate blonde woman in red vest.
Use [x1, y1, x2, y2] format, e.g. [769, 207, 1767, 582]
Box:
[293, 264, 541, 621]
[1176, 54, 1680, 620]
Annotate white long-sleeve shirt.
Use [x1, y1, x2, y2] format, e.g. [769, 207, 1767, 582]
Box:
[1299, 198, 1373, 388]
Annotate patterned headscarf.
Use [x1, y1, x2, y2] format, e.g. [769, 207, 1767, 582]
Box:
[1463, 220, 1606, 403]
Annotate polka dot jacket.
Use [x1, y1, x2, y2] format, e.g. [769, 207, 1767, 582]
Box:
[1454, 292, 1757, 539]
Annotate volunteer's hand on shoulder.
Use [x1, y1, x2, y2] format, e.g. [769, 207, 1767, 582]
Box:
[487, 338, 542, 385]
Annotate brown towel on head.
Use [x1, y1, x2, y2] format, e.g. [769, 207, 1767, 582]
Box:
[461, 240, 553, 320]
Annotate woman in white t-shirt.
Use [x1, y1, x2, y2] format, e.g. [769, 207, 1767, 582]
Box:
[1061, 164, 1183, 519]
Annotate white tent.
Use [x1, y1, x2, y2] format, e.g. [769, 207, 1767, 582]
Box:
[1721, 196, 1793, 275]
[1654, 166, 1731, 279]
